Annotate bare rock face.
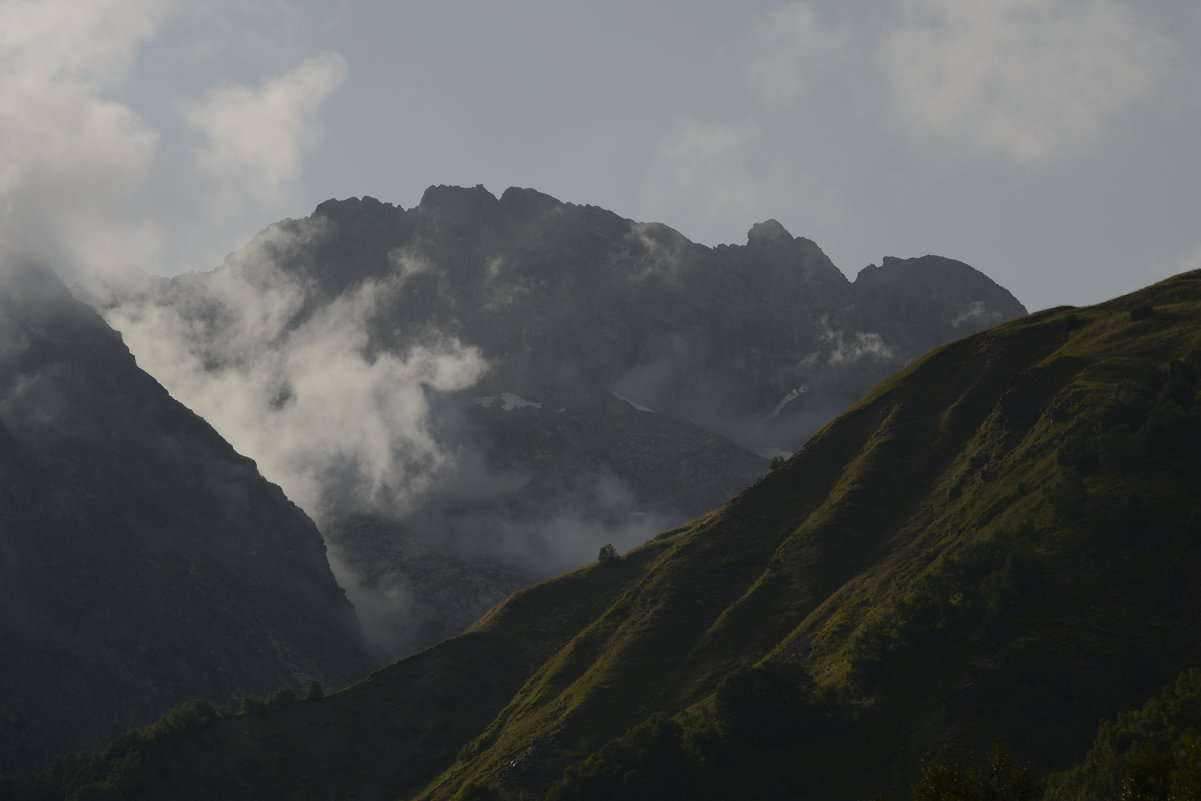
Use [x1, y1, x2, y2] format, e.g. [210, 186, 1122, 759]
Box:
[83, 185, 1026, 660]
[0, 260, 368, 774]
[297, 187, 1023, 453]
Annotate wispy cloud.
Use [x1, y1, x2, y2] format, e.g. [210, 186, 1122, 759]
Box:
[183, 52, 348, 212]
[0, 0, 170, 274]
[878, 0, 1175, 164]
[0, 0, 169, 88]
[743, 3, 850, 104]
[818, 317, 895, 364]
[639, 119, 767, 244]
[0, 0, 348, 278]
[638, 4, 855, 247]
[95, 221, 488, 519]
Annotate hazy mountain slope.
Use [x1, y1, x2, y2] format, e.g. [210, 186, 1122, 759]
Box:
[328, 394, 768, 650]
[33, 270, 1200, 801]
[82, 185, 1024, 659]
[0, 260, 368, 774]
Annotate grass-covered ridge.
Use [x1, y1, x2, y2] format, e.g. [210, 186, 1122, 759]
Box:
[11, 270, 1201, 801]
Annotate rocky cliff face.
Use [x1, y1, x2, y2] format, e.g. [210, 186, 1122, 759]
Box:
[83, 185, 1025, 659]
[296, 187, 1023, 452]
[0, 259, 367, 773]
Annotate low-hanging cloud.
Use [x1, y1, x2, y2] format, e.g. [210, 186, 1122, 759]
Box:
[817, 316, 895, 365]
[328, 461, 674, 657]
[621, 222, 692, 283]
[95, 222, 488, 519]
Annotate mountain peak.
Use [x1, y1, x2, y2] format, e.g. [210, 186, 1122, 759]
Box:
[499, 186, 563, 217]
[313, 195, 399, 219]
[747, 219, 794, 245]
[855, 254, 1019, 296]
[419, 183, 499, 210]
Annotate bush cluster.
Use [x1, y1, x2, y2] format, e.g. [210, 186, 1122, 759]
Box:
[6, 680, 314, 801]
[1058, 357, 1201, 477]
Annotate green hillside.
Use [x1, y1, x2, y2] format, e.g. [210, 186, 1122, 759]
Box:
[9, 270, 1201, 801]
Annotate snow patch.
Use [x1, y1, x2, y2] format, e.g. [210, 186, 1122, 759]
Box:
[474, 392, 543, 411]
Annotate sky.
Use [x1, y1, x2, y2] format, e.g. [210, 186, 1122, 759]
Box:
[2, 0, 1200, 311]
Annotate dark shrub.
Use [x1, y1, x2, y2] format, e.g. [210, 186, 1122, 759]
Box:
[713, 662, 822, 746]
[597, 544, 620, 566]
[1129, 305, 1154, 321]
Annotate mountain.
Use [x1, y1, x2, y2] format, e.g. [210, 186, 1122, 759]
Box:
[328, 392, 769, 650]
[297, 187, 1025, 454]
[0, 259, 368, 774]
[82, 185, 1025, 658]
[31, 267, 1201, 800]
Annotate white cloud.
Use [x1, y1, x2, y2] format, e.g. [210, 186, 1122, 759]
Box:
[744, 3, 850, 103]
[0, 0, 349, 278]
[878, 0, 1174, 164]
[183, 51, 348, 211]
[0, 1, 169, 274]
[640, 120, 760, 238]
[639, 4, 864, 249]
[98, 220, 488, 518]
[817, 316, 895, 364]
[0, 0, 169, 88]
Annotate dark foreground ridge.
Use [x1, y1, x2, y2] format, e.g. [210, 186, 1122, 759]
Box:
[0, 260, 368, 774]
[24, 269, 1201, 800]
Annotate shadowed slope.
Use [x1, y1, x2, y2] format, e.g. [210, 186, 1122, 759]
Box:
[0, 260, 367, 773]
[28, 270, 1201, 801]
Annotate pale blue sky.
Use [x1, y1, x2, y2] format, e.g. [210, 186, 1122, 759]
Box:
[3, 0, 1200, 310]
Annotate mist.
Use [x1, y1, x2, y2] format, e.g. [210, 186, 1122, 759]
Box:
[83, 215, 722, 660]
[89, 221, 487, 520]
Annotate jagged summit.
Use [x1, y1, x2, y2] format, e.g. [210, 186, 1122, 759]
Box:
[498, 185, 563, 217]
[139, 184, 1026, 456]
[856, 254, 1000, 284]
[747, 218, 794, 244]
[418, 182, 501, 212]
[313, 195, 399, 218]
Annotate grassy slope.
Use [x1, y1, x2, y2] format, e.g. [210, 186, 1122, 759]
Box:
[25, 271, 1201, 801]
